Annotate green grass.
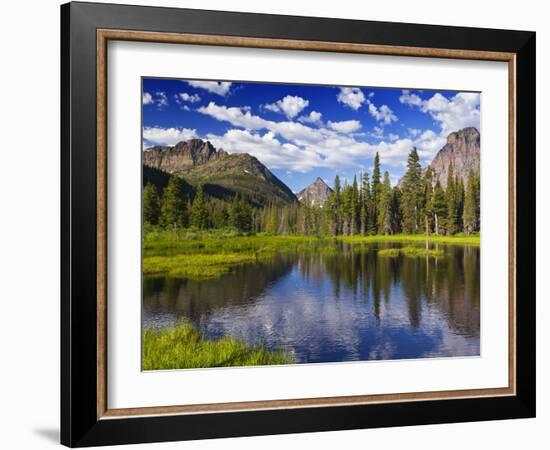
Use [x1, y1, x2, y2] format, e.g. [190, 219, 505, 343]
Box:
[143, 229, 478, 280]
[378, 246, 445, 258]
[377, 248, 401, 257]
[142, 323, 294, 370]
[143, 253, 260, 279]
[338, 233, 480, 246]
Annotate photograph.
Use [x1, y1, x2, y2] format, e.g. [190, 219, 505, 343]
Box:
[141, 78, 481, 370]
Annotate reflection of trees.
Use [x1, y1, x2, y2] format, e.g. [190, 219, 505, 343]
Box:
[143, 254, 294, 320]
[145, 244, 480, 341]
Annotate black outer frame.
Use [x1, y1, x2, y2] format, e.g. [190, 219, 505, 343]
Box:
[61, 1, 535, 447]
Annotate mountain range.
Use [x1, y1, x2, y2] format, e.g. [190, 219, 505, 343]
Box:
[143, 139, 296, 207]
[143, 127, 480, 207]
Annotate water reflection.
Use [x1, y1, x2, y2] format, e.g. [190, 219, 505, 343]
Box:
[143, 243, 480, 363]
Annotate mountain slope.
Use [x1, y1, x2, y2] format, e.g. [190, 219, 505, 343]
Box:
[143, 139, 296, 207]
[297, 177, 333, 207]
[429, 127, 480, 187]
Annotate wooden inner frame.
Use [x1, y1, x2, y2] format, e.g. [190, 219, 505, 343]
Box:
[96, 29, 517, 420]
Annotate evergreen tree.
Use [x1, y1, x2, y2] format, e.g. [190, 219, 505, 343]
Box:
[400, 148, 423, 233]
[160, 176, 188, 227]
[326, 175, 342, 235]
[229, 194, 252, 232]
[456, 175, 465, 232]
[390, 187, 402, 234]
[463, 170, 477, 234]
[446, 165, 458, 235]
[266, 203, 278, 234]
[351, 176, 359, 235]
[377, 172, 393, 235]
[143, 183, 161, 225]
[431, 180, 447, 235]
[341, 183, 353, 236]
[371, 153, 381, 233]
[360, 172, 371, 235]
[474, 170, 481, 231]
[190, 184, 208, 229]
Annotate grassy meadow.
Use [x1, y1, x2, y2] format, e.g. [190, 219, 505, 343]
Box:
[143, 227, 479, 281]
[143, 323, 294, 370]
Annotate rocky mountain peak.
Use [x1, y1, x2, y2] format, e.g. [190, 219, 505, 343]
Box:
[298, 177, 333, 207]
[143, 139, 228, 174]
[429, 127, 480, 187]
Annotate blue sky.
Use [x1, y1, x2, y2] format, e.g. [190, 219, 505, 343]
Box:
[142, 78, 480, 192]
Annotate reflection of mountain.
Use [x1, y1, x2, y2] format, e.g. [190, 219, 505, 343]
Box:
[143, 244, 480, 363]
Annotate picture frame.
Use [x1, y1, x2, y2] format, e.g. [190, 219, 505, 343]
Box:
[61, 1, 535, 447]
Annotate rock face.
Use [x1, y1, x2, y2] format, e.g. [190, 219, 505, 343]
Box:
[143, 139, 228, 174]
[297, 177, 333, 207]
[143, 139, 296, 206]
[429, 127, 480, 187]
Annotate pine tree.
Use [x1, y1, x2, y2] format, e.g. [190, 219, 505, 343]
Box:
[326, 175, 342, 235]
[360, 173, 371, 235]
[143, 183, 161, 225]
[160, 176, 188, 227]
[266, 203, 278, 234]
[229, 194, 252, 232]
[351, 176, 359, 235]
[400, 147, 423, 233]
[371, 153, 381, 233]
[446, 165, 458, 235]
[341, 183, 352, 236]
[190, 184, 208, 229]
[456, 175, 465, 232]
[463, 170, 477, 234]
[431, 180, 447, 235]
[377, 172, 393, 235]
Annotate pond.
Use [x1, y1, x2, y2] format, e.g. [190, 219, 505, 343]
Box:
[142, 243, 480, 364]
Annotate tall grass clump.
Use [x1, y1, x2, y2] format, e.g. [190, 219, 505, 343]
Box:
[143, 324, 294, 370]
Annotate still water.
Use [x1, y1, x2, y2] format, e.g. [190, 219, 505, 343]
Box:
[143, 243, 480, 363]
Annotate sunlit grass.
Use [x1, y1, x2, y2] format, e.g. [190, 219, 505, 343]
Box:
[142, 323, 294, 370]
[143, 229, 477, 280]
[143, 253, 260, 279]
[378, 246, 445, 258]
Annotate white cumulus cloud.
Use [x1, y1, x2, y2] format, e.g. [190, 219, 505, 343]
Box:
[328, 120, 362, 134]
[337, 87, 366, 110]
[177, 92, 201, 103]
[298, 110, 323, 126]
[263, 95, 310, 119]
[399, 90, 480, 136]
[142, 92, 154, 105]
[186, 80, 232, 96]
[143, 127, 198, 146]
[367, 100, 398, 125]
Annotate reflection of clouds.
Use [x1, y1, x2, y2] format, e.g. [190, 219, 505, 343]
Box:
[144, 248, 480, 364]
[205, 270, 366, 362]
[202, 263, 479, 363]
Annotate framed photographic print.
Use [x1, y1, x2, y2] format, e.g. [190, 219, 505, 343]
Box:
[61, 2, 536, 447]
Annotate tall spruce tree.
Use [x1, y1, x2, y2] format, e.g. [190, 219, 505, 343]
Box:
[143, 183, 161, 225]
[377, 171, 393, 235]
[446, 164, 458, 235]
[463, 170, 477, 234]
[360, 172, 371, 235]
[431, 180, 447, 235]
[160, 176, 188, 227]
[371, 153, 381, 233]
[229, 194, 252, 232]
[351, 176, 359, 235]
[190, 184, 208, 229]
[400, 147, 423, 233]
